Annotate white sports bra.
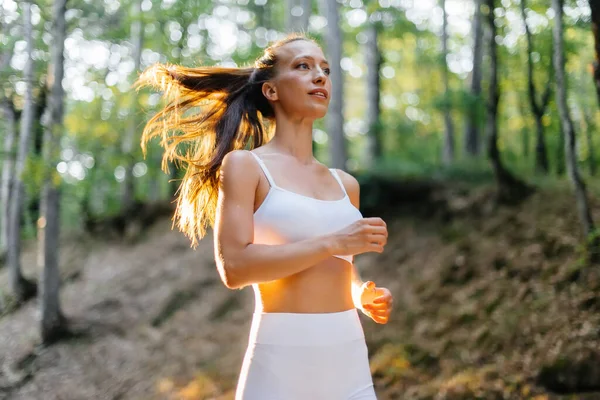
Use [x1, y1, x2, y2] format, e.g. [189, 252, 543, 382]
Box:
[249, 151, 363, 264]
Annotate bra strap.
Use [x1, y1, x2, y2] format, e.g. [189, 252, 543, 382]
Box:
[248, 151, 276, 187]
[329, 169, 347, 195]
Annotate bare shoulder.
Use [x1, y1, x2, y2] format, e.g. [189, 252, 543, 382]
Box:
[333, 169, 360, 207]
[220, 149, 260, 189]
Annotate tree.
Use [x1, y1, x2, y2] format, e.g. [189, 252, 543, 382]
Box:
[364, 12, 383, 167]
[320, 0, 347, 170]
[286, 0, 311, 33]
[1, 100, 17, 263]
[520, 0, 552, 174]
[553, 0, 599, 262]
[440, 0, 454, 165]
[121, 0, 144, 214]
[8, 0, 37, 303]
[38, 0, 69, 344]
[464, 0, 484, 156]
[485, 0, 531, 202]
[0, 31, 17, 262]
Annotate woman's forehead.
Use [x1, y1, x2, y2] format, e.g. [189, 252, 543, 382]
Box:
[277, 40, 326, 64]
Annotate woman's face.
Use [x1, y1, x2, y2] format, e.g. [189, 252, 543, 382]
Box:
[265, 40, 332, 120]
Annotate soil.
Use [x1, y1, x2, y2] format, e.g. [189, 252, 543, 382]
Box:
[1, 184, 600, 400]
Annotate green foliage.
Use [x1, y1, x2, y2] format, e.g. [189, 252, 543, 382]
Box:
[1, 0, 598, 228]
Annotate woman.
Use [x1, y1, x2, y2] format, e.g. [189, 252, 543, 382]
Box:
[137, 34, 393, 399]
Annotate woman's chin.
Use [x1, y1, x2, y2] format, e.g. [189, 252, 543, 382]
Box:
[306, 105, 329, 120]
[312, 110, 328, 120]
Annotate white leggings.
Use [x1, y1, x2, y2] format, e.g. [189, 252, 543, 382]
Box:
[235, 309, 377, 400]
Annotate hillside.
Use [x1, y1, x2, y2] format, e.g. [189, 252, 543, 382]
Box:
[1, 183, 600, 400]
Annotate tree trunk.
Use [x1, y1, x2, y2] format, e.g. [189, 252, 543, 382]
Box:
[521, 0, 551, 174]
[553, 0, 599, 262]
[534, 116, 549, 173]
[590, 0, 600, 108]
[320, 0, 347, 170]
[364, 20, 382, 168]
[121, 0, 144, 214]
[464, 0, 484, 156]
[0, 32, 17, 263]
[1, 100, 17, 263]
[8, 1, 37, 303]
[39, 0, 68, 344]
[485, 0, 531, 203]
[286, 0, 311, 33]
[582, 107, 597, 176]
[441, 0, 454, 165]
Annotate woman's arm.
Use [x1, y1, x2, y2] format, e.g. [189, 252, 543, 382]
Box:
[214, 150, 336, 289]
[214, 151, 386, 289]
[337, 169, 393, 324]
[334, 169, 367, 302]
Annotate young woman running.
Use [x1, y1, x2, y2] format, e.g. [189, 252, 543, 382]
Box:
[137, 34, 393, 400]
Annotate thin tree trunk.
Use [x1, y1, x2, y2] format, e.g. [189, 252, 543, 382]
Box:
[582, 107, 597, 176]
[121, 0, 143, 214]
[521, 0, 552, 174]
[553, 0, 599, 262]
[364, 20, 382, 167]
[590, 0, 600, 107]
[286, 0, 311, 33]
[465, 0, 484, 156]
[485, 0, 503, 183]
[534, 116, 549, 173]
[39, 0, 69, 344]
[8, 1, 37, 302]
[1, 100, 17, 264]
[320, 0, 347, 170]
[0, 33, 16, 262]
[441, 0, 454, 165]
[485, 0, 531, 203]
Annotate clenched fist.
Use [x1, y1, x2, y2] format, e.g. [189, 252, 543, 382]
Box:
[357, 281, 393, 324]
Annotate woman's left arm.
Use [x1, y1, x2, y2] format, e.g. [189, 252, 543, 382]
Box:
[336, 169, 393, 325]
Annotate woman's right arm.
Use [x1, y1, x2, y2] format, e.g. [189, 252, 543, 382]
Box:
[213, 150, 386, 289]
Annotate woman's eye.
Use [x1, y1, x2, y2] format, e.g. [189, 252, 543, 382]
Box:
[297, 63, 309, 69]
[324, 68, 331, 75]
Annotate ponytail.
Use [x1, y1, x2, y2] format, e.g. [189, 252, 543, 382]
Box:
[136, 34, 311, 247]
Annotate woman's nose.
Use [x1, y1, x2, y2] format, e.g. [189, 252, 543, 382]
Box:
[313, 68, 326, 83]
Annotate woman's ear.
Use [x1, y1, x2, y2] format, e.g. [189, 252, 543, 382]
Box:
[261, 81, 278, 102]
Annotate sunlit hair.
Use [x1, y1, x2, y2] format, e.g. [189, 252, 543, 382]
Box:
[136, 33, 315, 247]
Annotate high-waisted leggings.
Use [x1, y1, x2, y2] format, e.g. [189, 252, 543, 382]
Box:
[235, 309, 377, 400]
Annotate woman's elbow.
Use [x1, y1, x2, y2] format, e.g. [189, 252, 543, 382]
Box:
[217, 259, 245, 290]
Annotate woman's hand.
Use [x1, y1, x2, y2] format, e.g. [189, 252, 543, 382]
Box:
[327, 218, 388, 256]
[357, 281, 393, 324]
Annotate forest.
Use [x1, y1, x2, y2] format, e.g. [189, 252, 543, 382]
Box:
[1, 0, 600, 399]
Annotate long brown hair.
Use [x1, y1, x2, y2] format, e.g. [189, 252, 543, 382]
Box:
[136, 33, 313, 247]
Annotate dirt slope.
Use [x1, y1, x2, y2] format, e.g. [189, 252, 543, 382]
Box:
[1, 185, 599, 400]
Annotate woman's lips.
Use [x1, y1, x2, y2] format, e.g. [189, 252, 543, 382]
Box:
[308, 89, 328, 99]
[309, 92, 327, 100]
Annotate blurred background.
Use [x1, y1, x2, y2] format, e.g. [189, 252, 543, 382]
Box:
[1, 0, 600, 399]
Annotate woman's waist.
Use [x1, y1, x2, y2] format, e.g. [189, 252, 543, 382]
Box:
[254, 262, 354, 313]
[247, 308, 365, 346]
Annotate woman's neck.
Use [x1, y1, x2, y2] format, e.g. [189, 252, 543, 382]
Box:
[268, 115, 315, 165]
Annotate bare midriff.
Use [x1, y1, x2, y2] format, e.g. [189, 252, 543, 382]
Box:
[253, 257, 355, 313]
